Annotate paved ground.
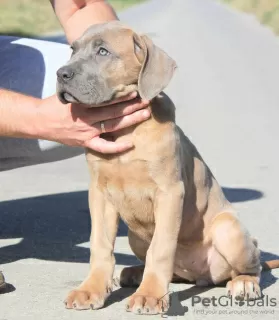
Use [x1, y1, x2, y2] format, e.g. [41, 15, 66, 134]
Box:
[1, 0, 279, 319]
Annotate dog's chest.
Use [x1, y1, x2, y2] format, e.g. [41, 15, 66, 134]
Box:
[97, 160, 157, 227]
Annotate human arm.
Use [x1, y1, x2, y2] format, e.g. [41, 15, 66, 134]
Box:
[49, 0, 118, 44]
[0, 89, 149, 153]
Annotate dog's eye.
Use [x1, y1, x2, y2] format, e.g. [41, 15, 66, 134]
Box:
[97, 47, 110, 56]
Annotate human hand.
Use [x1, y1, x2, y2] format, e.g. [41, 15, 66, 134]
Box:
[37, 92, 150, 153]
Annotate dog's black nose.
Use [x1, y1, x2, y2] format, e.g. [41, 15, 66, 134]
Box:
[57, 67, 74, 82]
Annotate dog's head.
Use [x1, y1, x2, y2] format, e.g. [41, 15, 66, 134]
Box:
[56, 21, 177, 105]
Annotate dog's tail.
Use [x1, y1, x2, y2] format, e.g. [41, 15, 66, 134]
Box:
[261, 260, 279, 271]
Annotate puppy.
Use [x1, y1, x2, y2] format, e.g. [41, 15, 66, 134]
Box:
[56, 21, 279, 315]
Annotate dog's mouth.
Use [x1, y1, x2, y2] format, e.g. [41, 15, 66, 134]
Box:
[58, 91, 79, 104]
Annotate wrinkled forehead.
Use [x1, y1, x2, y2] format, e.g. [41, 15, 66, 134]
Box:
[74, 22, 135, 54]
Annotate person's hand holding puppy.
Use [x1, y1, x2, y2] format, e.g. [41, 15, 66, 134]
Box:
[39, 93, 150, 153]
[0, 0, 150, 154]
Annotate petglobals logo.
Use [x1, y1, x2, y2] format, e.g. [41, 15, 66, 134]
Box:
[191, 295, 277, 316]
[191, 295, 277, 308]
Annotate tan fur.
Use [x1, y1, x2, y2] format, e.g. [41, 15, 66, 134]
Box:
[60, 22, 279, 314]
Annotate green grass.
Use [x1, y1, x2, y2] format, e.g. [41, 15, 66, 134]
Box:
[0, 0, 145, 37]
[222, 0, 279, 35]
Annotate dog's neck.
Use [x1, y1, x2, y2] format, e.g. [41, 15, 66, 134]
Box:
[101, 93, 176, 143]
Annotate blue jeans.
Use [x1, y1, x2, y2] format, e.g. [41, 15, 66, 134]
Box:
[0, 36, 83, 171]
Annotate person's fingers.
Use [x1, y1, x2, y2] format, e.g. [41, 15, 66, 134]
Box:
[95, 108, 151, 134]
[97, 92, 138, 106]
[90, 98, 150, 123]
[84, 136, 134, 154]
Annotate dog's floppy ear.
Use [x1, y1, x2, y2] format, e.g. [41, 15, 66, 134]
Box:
[135, 34, 177, 101]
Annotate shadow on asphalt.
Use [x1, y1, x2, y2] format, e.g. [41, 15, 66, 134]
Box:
[0, 186, 266, 266]
[222, 187, 263, 203]
[260, 251, 279, 290]
[0, 191, 138, 265]
[105, 287, 137, 308]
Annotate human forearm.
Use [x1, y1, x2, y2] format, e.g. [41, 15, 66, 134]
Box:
[0, 89, 41, 138]
[50, 0, 118, 44]
[0, 89, 150, 153]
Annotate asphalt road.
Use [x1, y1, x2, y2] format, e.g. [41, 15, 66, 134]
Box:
[1, 0, 279, 319]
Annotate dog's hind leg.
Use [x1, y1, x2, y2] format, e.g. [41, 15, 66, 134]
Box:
[120, 229, 194, 287]
[210, 212, 262, 300]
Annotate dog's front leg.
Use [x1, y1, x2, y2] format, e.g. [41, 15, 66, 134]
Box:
[64, 183, 119, 311]
[126, 182, 184, 315]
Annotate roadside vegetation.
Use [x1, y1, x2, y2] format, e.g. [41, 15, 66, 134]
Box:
[0, 0, 145, 36]
[222, 0, 279, 35]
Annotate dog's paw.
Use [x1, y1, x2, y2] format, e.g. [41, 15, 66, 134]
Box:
[226, 275, 261, 301]
[126, 293, 169, 315]
[64, 289, 108, 310]
[120, 265, 144, 287]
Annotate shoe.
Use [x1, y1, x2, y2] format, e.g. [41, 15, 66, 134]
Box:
[0, 271, 6, 291]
